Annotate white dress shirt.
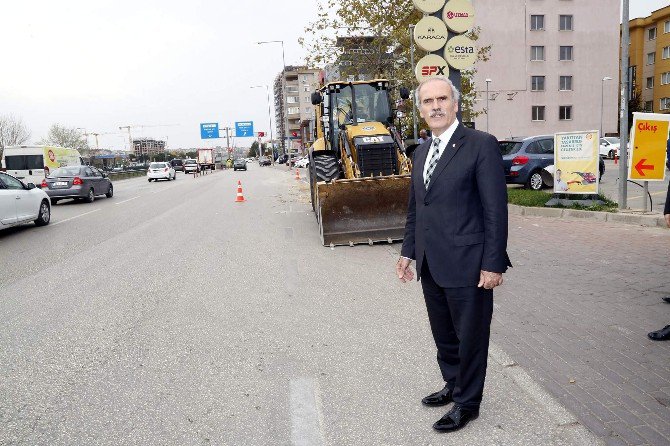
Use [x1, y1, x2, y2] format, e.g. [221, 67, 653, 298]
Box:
[423, 119, 460, 185]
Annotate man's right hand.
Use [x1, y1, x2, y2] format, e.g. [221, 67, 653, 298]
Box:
[396, 257, 415, 283]
[665, 213, 670, 228]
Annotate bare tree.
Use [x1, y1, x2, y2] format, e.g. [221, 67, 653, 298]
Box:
[0, 114, 31, 157]
[40, 124, 90, 153]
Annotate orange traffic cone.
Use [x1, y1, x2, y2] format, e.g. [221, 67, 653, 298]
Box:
[614, 154, 618, 165]
[295, 169, 300, 180]
[235, 180, 245, 202]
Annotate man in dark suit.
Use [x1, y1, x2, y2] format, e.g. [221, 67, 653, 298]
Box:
[396, 76, 511, 432]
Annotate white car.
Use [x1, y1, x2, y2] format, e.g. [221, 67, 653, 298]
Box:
[295, 156, 310, 168]
[599, 137, 620, 159]
[147, 162, 176, 182]
[0, 172, 51, 230]
[183, 159, 198, 174]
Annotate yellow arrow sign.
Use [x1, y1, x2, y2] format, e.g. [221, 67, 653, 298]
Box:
[628, 113, 669, 181]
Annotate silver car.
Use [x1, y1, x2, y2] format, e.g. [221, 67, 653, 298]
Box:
[42, 165, 113, 205]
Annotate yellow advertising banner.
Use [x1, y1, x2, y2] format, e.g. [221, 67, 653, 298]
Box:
[42, 146, 81, 170]
[628, 113, 669, 181]
[554, 131, 600, 195]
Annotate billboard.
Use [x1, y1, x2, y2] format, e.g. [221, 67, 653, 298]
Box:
[553, 131, 600, 195]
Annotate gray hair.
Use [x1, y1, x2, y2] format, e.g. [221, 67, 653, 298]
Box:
[416, 76, 461, 105]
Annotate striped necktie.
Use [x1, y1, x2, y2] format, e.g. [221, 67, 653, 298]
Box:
[424, 137, 442, 188]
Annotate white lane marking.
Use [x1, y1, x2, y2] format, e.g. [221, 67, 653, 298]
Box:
[115, 196, 140, 205]
[52, 209, 101, 226]
[290, 378, 325, 446]
[152, 184, 179, 194]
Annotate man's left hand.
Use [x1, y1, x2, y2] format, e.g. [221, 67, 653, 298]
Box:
[478, 270, 503, 289]
[665, 213, 670, 228]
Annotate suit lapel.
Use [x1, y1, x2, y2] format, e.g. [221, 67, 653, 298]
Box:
[426, 124, 466, 194]
[414, 140, 431, 197]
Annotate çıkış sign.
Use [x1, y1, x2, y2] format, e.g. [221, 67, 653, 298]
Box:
[444, 34, 477, 70]
[628, 112, 670, 181]
[414, 54, 450, 83]
[413, 16, 449, 52]
[412, 0, 446, 14]
[442, 0, 475, 34]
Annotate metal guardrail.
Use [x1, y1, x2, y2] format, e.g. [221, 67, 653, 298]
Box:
[106, 170, 146, 181]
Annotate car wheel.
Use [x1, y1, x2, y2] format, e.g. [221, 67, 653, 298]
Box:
[106, 184, 114, 198]
[608, 149, 615, 159]
[34, 200, 50, 226]
[50, 198, 59, 205]
[148, 178, 152, 182]
[85, 188, 95, 203]
[174, 173, 177, 180]
[527, 171, 544, 191]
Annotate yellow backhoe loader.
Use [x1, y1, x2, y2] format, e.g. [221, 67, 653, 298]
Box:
[308, 79, 413, 246]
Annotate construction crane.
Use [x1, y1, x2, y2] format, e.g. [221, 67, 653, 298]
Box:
[77, 129, 126, 151]
[118, 124, 180, 155]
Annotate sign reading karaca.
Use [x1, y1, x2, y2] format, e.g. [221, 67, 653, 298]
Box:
[413, 16, 449, 52]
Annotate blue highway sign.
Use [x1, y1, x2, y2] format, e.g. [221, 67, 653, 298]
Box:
[200, 123, 219, 139]
[235, 121, 254, 137]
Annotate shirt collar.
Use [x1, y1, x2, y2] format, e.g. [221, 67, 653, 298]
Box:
[432, 119, 459, 148]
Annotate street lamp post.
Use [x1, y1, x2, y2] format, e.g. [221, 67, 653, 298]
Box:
[257, 40, 289, 166]
[600, 76, 612, 137]
[251, 85, 275, 164]
[485, 79, 492, 133]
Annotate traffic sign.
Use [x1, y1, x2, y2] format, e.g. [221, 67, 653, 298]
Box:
[235, 121, 254, 137]
[628, 112, 669, 181]
[200, 123, 219, 139]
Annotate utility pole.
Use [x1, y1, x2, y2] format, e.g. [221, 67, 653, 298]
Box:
[619, 0, 629, 209]
[119, 126, 134, 161]
[409, 24, 418, 140]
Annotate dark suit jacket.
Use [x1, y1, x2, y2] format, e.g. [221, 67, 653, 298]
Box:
[401, 124, 511, 288]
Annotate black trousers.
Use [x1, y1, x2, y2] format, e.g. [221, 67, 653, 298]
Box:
[421, 258, 494, 409]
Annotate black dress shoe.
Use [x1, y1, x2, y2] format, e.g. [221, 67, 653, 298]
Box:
[648, 325, 670, 341]
[662, 297, 670, 304]
[433, 404, 479, 432]
[421, 384, 453, 407]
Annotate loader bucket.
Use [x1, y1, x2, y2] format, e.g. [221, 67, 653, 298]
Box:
[316, 175, 411, 246]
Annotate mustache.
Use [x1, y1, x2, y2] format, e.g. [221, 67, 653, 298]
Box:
[429, 110, 445, 118]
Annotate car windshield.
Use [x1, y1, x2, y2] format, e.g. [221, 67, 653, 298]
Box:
[150, 163, 166, 169]
[50, 166, 82, 177]
[333, 83, 391, 125]
[499, 141, 523, 155]
[603, 137, 620, 144]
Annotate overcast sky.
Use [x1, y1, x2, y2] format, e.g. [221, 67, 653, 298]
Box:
[1, 0, 667, 151]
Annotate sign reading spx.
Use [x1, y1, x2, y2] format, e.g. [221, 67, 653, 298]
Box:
[235, 121, 254, 138]
[200, 123, 219, 139]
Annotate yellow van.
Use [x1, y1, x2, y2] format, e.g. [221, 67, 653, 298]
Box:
[1, 145, 83, 186]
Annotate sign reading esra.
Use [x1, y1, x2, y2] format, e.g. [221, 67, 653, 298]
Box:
[628, 112, 669, 181]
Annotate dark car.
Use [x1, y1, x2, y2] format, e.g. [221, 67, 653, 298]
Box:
[276, 154, 288, 164]
[258, 156, 271, 166]
[233, 158, 247, 171]
[170, 159, 184, 172]
[42, 165, 113, 204]
[501, 136, 606, 190]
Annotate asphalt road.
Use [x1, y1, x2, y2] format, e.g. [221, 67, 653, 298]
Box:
[0, 163, 614, 445]
[598, 159, 669, 214]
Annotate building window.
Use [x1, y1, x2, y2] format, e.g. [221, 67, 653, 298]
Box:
[531, 46, 545, 61]
[559, 15, 573, 31]
[530, 15, 544, 30]
[647, 52, 655, 65]
[662, 72, 670, 85]
[665, 20, 670, 33]
[559, 46, 573, 61]
[660, 98, 670, 111]
[532, 106, 545, 121]
[559, 106, 572, 120]
[663, 46, 670, 59]
[559, 75, 573, 91]
[644, 101, 653, 112]
[303, 86, 310, 92]
[287, 96, 299, 104]
[646, 77, 654, 89]
[648, 27, 657, 40]
[287, 107, 300, 115]
[531, 75, 545, 91]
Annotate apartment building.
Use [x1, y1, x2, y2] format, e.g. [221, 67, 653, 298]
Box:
[471, 0, 620, 138]
[132, 138, 165, 157]
[273, 66, 320, 152]
[629, 5, 670, 113]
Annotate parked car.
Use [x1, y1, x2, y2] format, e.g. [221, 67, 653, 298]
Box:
[599, 137, 620, 159]
[258, 156, 271, 166]
[500, 135, 555, 190]
[183, 159, 199, 174]
[233, 158, 247, 171]
[170, 159, 185, 172]
[147, 162, 176, 182]
[276, 154, 288, 164]
[0, 172, 51, 230]
[43, 165, 114, 204]
[295, 156, 309, 168]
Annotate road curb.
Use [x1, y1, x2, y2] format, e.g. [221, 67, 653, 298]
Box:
[508, 204, 667, 228]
